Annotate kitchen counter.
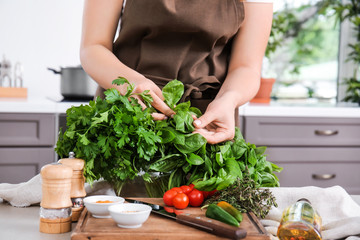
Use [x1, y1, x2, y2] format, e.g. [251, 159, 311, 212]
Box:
[1, 196, 360, 240]
[0, 97, 89, 114]
[1, 97, 360, 117]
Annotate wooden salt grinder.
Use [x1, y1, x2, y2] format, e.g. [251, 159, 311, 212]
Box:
[59, 152, 86, 222]
[39, 163, 73, 234]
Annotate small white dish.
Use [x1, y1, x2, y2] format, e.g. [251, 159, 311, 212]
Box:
[83, 195, 125, 218]
[108, 203, 152, 228]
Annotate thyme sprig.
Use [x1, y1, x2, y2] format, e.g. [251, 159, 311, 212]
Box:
[204, 173, 277, 219]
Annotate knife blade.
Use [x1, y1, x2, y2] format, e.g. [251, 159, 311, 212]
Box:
[125, 198, 247, 240]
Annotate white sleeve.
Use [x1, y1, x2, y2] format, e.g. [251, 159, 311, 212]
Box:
[245, 0, 273, 3]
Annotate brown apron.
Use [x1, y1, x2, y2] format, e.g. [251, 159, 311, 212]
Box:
[97, 0, 245, 113]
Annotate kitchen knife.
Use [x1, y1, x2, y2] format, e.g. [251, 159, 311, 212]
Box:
[125, 198, 247, 240]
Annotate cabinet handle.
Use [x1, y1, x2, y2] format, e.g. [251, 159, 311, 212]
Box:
[312, 174, 336, 180]
[314, 130, 339, 136]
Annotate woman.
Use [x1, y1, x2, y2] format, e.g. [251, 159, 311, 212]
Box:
[80, 0, 273, 144]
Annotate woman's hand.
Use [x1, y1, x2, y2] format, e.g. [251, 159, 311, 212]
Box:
[192, 2, 273, 144]
[127, 77, 175, 120]
[192, 93, 237, 144]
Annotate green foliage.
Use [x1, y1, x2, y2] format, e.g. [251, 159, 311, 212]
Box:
[267, 1, 340, 75]
[331, 0, 360, 103]
[55, 78, 281, 192]
[268, 0, 359, 102]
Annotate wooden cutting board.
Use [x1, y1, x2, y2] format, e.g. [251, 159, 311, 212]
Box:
[71, 198, 270, 240]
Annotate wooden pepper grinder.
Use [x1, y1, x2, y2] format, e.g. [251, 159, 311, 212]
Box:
[39, 163, 73, 234]
[59, 152, 86, 222]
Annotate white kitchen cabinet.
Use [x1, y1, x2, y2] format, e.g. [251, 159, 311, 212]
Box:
[244, 116, 360, 194]
[0, 113, 56, 184]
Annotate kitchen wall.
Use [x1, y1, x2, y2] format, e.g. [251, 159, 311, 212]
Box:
[0, 0, 85, 99]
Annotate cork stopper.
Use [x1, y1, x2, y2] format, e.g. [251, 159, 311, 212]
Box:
[40, 163, 73, 209]
[58, 152, 86, 198]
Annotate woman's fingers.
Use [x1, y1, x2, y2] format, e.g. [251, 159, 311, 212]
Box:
[151, 112, 168, 120]
[132, 95, 147, 110]
[194, 128, 232, 144]
[193, 112, 215, 129]
[150, 93, 175, 117]
[133, 80, 174, 117]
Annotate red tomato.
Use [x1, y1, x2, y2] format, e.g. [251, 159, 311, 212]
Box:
[202, 189, 217, 199]
[189, 183, 195, 190]
[202, 191, 209, 199]
[180, 185, 192, 195]
[172, 193, 189, 209]
[208, 189, 217, 197]
[171, 187, 183, 194]
[163, 189, 178, 207]
[188, 189, 204, 207]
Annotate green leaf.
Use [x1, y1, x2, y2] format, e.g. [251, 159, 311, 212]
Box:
[216, 152, 225, 167]
[193, 177, 217, 191]
[65, 131, 75, 139]
[162, 79, 184, 109]
[225, 158, 242, 179]
[189, 107, 202, 117]
[105, 88, 122, 103]
[149, 154, 183, 172]
[247, 148, 257, 166]
[216, 176, 236, 190]
[168, 168, 185, 189]
[174, 101, 191, 111]
[137, 90, 153, 108]
[271, 162, 283, 173]
[175, 133, 207, 154]
[204, 156, 213, 176]
[255, 146, 267, 156]
[112, 77, 129, 86]
[91, 111, 109, 126]
[182, 163, 192, 174]
[220, 143, 232, 159]
[186, 153, 204, 165]
[78, 133, 90, 145]
[160, 128, 176, 143]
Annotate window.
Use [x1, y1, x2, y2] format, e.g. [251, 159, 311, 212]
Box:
[266, 0, 342, 103]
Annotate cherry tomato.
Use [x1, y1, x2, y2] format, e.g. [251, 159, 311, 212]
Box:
[202, 191, 209, 199]
[188, 189, 204, 207]
[202, 189, 217, 199]
[172, 193, 189, 209]
[171, 187, 183, 194]
[189, 183, 195, 190]
[208, 189, 217, 197]
[180, 185, 192, 195]
[163, 189, 178, 207]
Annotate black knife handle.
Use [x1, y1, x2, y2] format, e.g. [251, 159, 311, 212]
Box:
[176, 213, 247, 240]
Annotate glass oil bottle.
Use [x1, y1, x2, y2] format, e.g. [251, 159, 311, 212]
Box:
[277, 198, 322, 240]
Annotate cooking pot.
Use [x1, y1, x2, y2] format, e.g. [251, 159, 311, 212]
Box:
[48, 66, 98, 100]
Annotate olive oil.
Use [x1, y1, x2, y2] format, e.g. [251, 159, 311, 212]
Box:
[277, 198, 322, 240]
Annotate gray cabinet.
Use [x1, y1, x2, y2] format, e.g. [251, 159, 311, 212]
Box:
[244, 116, 360, 194]
[0, 113, 56, 184]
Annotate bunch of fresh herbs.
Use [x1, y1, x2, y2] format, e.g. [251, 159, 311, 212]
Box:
[204, 174, 278, 219]
[55, 77, 282, 195]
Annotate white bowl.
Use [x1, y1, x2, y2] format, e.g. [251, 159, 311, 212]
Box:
[83, 195, 125, 218]
[108, 203, 152, 228]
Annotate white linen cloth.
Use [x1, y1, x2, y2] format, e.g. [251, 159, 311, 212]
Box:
[0, 174, 115, 207]
[261, 186, 360, 240]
